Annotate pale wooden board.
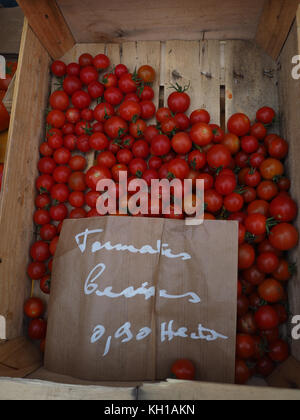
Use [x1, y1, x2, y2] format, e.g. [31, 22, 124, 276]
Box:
[256, 0, 299, 60]
[0, 20, 51, 340]
[163, 40, 221, 124]
[2, 75, 16, 115]
[0, 7, 24, 54]
[57, 0, 265, 43]
[0, 377, 136, 400]
[138, 378, 300, 400]
[224, 40, 279, 127]
[277, 20, 300, 361]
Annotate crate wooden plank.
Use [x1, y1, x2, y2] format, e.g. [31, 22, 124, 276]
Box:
[267, 357, 300, 389]
[163, 40, 221, 124]
[278, 19, 300, 362]
[0, 20, 51, 340]
[57, 0, 265, 43]
[256, 0, 299, 60]
[17, 0, 75, 60]
[0, 377, 137, 400]
[0, 7, 24, 54]
[3, 74, 16, 115]
[138, 378, 300, 400]
[224, 40, 279, 126]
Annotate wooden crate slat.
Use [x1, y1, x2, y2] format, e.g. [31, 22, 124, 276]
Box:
[267, 357, 300, 389]
[0, 20, 51, 340]
[278, 20, 300, 362]
[163, 40, 221, 125]
[224, 40, 279, 126]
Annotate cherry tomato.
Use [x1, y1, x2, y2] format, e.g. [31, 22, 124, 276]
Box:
[227, 113, 251, 137]
[137, 65, 156, 83]
[172, 132, 193, 154]
[269, 223, 299, 251]
[171, 359, 195, 380]
[255, 305, 279, 330]
[24, 298, 44, 319]
[190, 122, 213, 147]
[85, 165, 112, 191]
[28, 319, 47, 340]
[258, 278, 284, 303]
[93, 54, 110, 70]
[256, 107, 276, 125]
[269, 340, 289, 363]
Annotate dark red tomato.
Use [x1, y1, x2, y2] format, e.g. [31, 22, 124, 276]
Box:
[50, 91, 69, 111]
[247, 200, 270, 217]
[237, 294, 250, 318]
[277, 177, 291, 191]
[207, 145, 231, 169]
[258, 278, 284, 303]
[269, 340, 289, 363]
[256, 252, 279, 274]
[190, 122, 213, 146]
[38, 157, 56, 175]
[80, 66, 98, 85]
[238, 243, 255, 270]
[210, 124, 225, 144]
[129, 158, 148, 177]
[79, 53, 94, 67]
[93, 53, 110, 70]
[94, 103, 115, 123]
[269, 195, 297, 222]
[24, 297, 45, 319]
[117, 149, 133, 165]
[103, 72, 118, 88]
[51, 60, 66, 77]
[168, 90, 191, 114]
[161, 117, 179, 135]
[256, 356, 275, 377]
[72, 90, 91, 109]
[104, 87, 124, 106]
[28, 319, 47, 340]
[40, 224, 57, 242]
[66, 108, 80, 125]
[69, 155, 87, 172]
[48, 134, 64, 150]
[245, 214, 267, 235]
[224, 193, 244, 213]
[132, 140, 150, 159]
[115, 64, 129, 79]
[36, 174, 55, 193]
[235, 151, 249, 168]
[260, 327, 280, 344]
[53, 147, 71, 165]
[119, 100, 141, 122]
[51, 183, 70, 203]
[88, 81, 105, 99]
[260, 158, 284, 180]
[188, 150, 206, 170]
[215, 174, 237, 196]
[62, 122, 75, 135]
[168, 159, 189, 180]
[171, 359, 195, 380]
[34, 209, 51, 226]
[111, 164, 128, 182]
[204, 189, 223, 213]
[40, 142, 54, 157]
[49, 236, 59, 256]
[254, 305, 279, 330]
[274, 304, 288, 324]
[269, 223, 299, 251]
[89, 132, 109, 151]
[49, 203, 68, 221]
[68, 172, 86, 192]
[30, 241, 50, 262]
[250, 122, 267, 140]
[63, 76, 82, 96]
[238, 223, 246, 245]
[140, 100, 156, 120]
[256, 107, 276, 125]
[268, 137, 289, 160]
[81, 108, 93, 122]
[243, 265, 265, 286]
[69, 208, 87, 219]
[172, 132, 193, 155]
[35, 193, 51, 209]
[244, 168, 261, 188]
[142, 169, 159, 187]
[243, 187, 257, 204]
[140, 85, 154, 101]
[47, 110, 65, 128]
[85, 165, 112, 190]
[144, 125, 159, 144]
[227, 113, 251, 137]
[118, 74, 137, 94]
[175, 113, 190, 131]
[75, 121, 92, 137]
[149, 156, 163, 171]
[237, 313, 257, 335]
[93, 122, 104, 133]
[151, 135, 171, 157]
[97, 151, 117, 168]
[156, 107, 172, 123]
[236, 334, 256, 359]
[66, 62, 80, 77]
[40, 275, 51, 295]
[124, 93, 140, 103]
[27, 261, 46, 280]
[190, 109, 210, 125]
[241, 136, 259, 154]
[273, 259, 292, 282]
[235, 360, 252, 385]
[257, 181, 278, 201]
[105, 116, 128, 139]
[197, 173, 214, 191]
[222, 133, 240, 155]
[86, 191, 101, 208]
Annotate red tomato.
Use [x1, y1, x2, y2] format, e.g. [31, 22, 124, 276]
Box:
[51, 60, 66, 77]
[207, 145, 231, 169]
[89, 132, 109, 151]
[236, 334, 256, 359]
[69, 155, 87, 172]
[227, 113, 251, 137]
[151, 135, 172, 157]
[256, 107, 276, 125]
[47, 110, 65, 128]
[27, 262, 46, 280]
[269, 340, 289, 363]
[85, 165, 112, 190]
[72, 90, 91, 109]
[238, 243, 255, 270]
[171, 359, 195, 380]
[40, 275, 51, 295]
[172, 132, 193, 154]
[188, 150, 206, 170]
[269, 223, 299, 251]
[49, 91, 69, 111]
[28, 319, 47, 340]
[258, 278, 284, 303]
[190, 109, 211, 125]
[132, 140, 150, 159]
[168, 158, 190, 180]
[256, 252, 279, 274]
[88, 81, 105, 99]
[190, 122, 213, 146]
[30, 241, 50, 262]
[168, 88, 191, 114]
[66, 62, 80, 77]
[105, 116, 128, 139]
[97, 151, 117, 168]
[254, 305, 279, 330]
[94, 103, 115, 122]
[79, 53, 93, 67]
[269, 195, 297, 222]
[137, 65, 156, 83]
[63, 76, 82, 96]
[118, 74, 137, 94]
[24, 298, 44, 319]
[104, 87, 124, 106]
[40, 224, 57, 242]
[235, 359, 252, 385]
[93, 54, 110, 70]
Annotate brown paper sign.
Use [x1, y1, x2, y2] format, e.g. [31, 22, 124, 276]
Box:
[44, 217, 238, 384]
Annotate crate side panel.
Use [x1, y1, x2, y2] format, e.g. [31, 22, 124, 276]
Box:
[0, 20, 51, 339]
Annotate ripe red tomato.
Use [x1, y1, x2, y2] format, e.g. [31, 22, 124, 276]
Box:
[129, 158, 148, 177]
[260, 158, 284, 180]
[89, 132, 109, 151]
[215, 174, 237, 196]
[33, 209, 51, 226]
[235, 359, 252, 385]
[49, 203, 68, 222]
[171, 359, 195, 380]
[66, 62, 80, 77]
[224, 193, 244, 213]
[156, 107, 172, 123]
[188, 150, 206, 170]
[256, 356, 275, 377]
[49, 91, 69, 111]
[268, 137, 289, 159]
[94, 103, 115, 122]
[269, 340, 289, 362]
[273, 259, 293, 282]
[85, 165, 112, 190]
[27, 262, 46, 280]
[28, 319, 47, 340]
[80, 66, 98, 85]
[227, 113, 251, 137]
[151, 135, 171, 157]
[254, 305, 279, 330]
[241, 136, 259, 154]
[104, 87, 124, 106]
[40, 275, 51, 295]
[238, 243, 255, 270]
[119, 100, 141, 122]
[190, 122, 213, 146]
[105, 116, 128, 139]
[24, 298, 44, 319]
[30, 241, 50, 262]
[132, 140, 150, 159]
[79, 53, 94, 67]
[250, 122, 267, 140]
[140, 100, 156, 120]
[207, 145, 231, 169]
[40, 224, 57, 242]
[93, 54, 110, 70]
[172, 132, 193, 154]
[269, 223, 299, 251]
[236, 334, 256, 359]
[63, 76, 82, 96]
[222, 133, 240, 154]
[51, 60, 66, 77]
[256, 252, 279, 274]
[190, 109, 210, 125]
[115, 64, 129, 79]
[204, 189, 223, 213]
[256, 107, 276, 125]
[168, 159, 190, 180]
[258, 278, 284, 303]
[138, 65, 156, 83]
[47, 110, 66, 128]
[168, 88, 191, 114]
[72, 90, 91, 109]
[175, 113, 190, 131]
[269, 195, 297, 222]
[118, 74, 137, 94]
[245, 214, 267, 235]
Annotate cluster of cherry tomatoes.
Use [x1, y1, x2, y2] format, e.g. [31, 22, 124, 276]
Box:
[23, 52, 298, 384]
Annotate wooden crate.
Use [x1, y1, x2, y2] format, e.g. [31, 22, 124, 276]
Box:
[0, 0, 300, 400]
